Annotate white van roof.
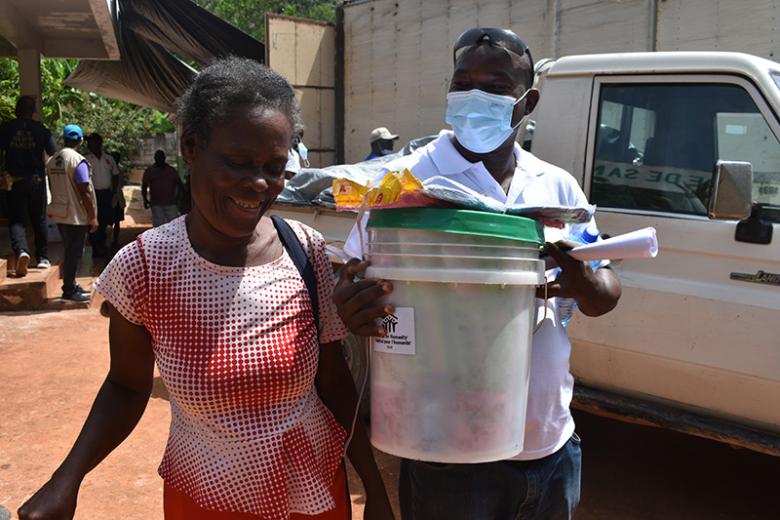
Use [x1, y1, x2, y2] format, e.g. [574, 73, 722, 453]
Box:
[544, 52, 780, 110]
[547, 51, 779, 79]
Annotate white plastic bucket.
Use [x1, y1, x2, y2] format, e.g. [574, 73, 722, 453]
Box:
[365, 209, 545, 463]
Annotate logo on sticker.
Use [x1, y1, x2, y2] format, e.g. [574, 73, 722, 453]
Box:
[382, 313, 399, 334]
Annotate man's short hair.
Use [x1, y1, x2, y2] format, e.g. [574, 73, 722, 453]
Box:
[15, 96, 36, 117]
[453, 27, 534, 87]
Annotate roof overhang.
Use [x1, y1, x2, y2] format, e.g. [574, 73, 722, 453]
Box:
[0, 0, 119, 59]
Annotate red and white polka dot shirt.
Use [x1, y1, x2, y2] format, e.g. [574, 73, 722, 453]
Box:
[95, 216, 349, 519]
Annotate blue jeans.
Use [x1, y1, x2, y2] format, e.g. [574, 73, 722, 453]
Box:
[399, 434, 582, 520]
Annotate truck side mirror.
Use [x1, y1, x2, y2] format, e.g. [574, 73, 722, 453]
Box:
[708, 161, 753, 220]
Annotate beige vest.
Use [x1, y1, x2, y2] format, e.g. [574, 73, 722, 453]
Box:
[46, 148, 96, 225]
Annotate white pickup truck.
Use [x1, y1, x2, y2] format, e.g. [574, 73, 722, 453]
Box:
[272, 51, 780, 456]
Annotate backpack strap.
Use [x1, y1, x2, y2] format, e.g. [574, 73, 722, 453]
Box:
[271, 215, 320, 337]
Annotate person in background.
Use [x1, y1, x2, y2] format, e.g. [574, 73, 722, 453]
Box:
[285, 147, 302, 180]
[141, 149, 183, 227]
[108, 151, 125, 251]
[0, 95, 58, 276]
[45, 124, 97, 303]
[337, 28, 622, 520]
[366, 127, 399, 160]
[83, 133, 119, 257]
[285, 127, 309, 179]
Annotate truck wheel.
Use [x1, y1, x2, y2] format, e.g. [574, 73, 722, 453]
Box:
[342, 333, 370, 420]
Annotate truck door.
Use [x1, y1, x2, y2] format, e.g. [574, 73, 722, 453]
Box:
[571, 74, 780, 431]
[265, 14, 337, 167]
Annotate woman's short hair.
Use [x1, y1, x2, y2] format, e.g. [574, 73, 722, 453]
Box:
[176, 57, 302, 144]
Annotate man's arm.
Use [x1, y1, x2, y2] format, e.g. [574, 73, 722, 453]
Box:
[74, 161, 98, 232]
[141, 169, 150, 209]
[44, 128, 58, 156]
[110, 157, 120, 193]
[537, 243, 622, 317]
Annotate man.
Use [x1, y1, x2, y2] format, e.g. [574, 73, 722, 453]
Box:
[83, 133, 120, 257]
[336, 28, 622, 519]
[142, 149, 183, 227]
[366, 127, 399, 160]
[0, 96, 58, 276]
[46, 124, 97, 303]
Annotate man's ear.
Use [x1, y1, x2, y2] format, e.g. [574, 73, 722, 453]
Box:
[524, 88, 540, 116]
[180, 132, 199, 166]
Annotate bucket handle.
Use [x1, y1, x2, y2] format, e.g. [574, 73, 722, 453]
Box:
[356, 200, 369, 260]
[533, 275, 549, 335]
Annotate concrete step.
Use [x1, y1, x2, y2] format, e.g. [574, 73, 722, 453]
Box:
[0, 253, 97, 311]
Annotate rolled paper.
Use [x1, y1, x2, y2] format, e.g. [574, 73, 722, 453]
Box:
[569, 227, 658, 261]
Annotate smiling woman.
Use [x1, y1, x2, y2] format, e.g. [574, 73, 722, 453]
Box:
[17, 58, 393, 520]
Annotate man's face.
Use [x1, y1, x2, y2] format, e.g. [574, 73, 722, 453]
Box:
[87, 138, 102, 155]
[449, 44, 537, 127]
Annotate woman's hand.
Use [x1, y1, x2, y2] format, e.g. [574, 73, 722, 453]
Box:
[18, 474, 80, 520]
[333, 259, 393, 337]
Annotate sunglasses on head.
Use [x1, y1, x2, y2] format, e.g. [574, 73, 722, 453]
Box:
[453, 27, 534, 84]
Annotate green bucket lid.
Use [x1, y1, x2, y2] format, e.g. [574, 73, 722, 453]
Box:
[367, 208, 544, 245]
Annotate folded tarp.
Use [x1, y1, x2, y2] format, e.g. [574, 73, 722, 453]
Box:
[65, 23, 196, 112]
[65, 0, 265, 112]
[122, 0, 265, 65]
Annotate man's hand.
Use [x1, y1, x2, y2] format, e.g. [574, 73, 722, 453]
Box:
[89, 218, 98, 234]
[537, 242, 621, 317]
[18, 474, 79, 520]
[333, 259, 393, 337]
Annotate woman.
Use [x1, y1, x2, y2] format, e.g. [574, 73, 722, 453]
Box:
[18, 58, 393, 520]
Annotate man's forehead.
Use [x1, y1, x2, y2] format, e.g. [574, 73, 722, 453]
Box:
[454, 44, 529, 82]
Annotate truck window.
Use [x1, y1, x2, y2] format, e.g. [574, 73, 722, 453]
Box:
[590, 83, 780, 220]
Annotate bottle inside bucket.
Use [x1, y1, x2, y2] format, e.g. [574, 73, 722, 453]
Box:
[365, 208, 545, 463]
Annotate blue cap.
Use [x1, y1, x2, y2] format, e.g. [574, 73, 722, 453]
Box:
[63, 124, 83, 140]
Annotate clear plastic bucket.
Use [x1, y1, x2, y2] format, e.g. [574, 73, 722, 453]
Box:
[365, 209, 545, 463]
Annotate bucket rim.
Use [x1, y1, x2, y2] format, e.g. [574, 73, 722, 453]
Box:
[367, 208, 544, 246]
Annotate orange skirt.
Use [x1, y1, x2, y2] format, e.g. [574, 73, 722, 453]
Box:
[163, 464, 351, 520]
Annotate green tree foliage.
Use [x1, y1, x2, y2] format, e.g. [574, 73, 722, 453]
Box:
[195, 0, 340, 42]
[0, 57, 174, 172]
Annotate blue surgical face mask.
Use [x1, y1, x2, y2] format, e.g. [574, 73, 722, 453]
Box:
[445, 88, 529, 154]
[297, 141, 310, 168]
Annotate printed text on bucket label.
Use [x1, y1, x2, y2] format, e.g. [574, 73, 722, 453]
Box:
[373, 307, 416, 355]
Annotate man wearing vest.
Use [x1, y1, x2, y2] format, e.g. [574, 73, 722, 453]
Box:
[46, 124, 98, 303]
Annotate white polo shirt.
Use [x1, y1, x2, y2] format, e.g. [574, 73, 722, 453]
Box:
[345, 130, 602, 460]
[84, 152, 119, 191]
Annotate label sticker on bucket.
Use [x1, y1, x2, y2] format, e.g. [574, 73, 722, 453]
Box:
[373, 307, 416, 355]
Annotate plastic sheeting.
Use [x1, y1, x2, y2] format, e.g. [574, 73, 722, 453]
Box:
[65, 25, 195, 112]
[123, 0, 265, 66]
[64, 0, 265, 112]
[278, 136, 437, 207]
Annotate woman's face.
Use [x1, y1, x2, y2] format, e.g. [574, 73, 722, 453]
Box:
[183, 105, 292, 239]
